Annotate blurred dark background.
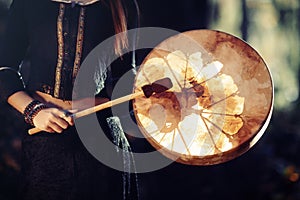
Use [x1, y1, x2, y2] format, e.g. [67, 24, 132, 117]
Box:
[1, 0, 300, 199]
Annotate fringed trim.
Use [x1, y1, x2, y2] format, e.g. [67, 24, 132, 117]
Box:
[72, 7, 85, 83]
[54, 3, 86, 98]
[54, 3, 65, 98]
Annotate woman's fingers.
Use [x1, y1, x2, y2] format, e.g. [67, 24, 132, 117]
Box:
[63, 115, 74, 126]
[44, 126, 55, 134]
[48, 121, 64, 133]
[51, 114, 69, 130]
[33, 108, 74, 133]
[57, 110, 74, 126]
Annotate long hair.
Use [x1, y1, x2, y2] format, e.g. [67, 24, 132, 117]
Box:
[109, 0, 139, 55]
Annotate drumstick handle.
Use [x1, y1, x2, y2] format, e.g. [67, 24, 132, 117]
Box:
[28, 91, 144, 135]
[73, 91, 144, 119]
[28, 127, 42, 135]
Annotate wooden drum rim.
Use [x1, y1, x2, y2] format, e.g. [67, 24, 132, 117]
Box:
[132, 29, 273, 165]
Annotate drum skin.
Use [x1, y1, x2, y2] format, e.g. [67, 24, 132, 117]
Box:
[133, 30, 273, 165]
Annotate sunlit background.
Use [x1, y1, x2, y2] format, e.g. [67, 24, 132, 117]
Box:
[210, 0, 300, 111]
[0, 0, 300, 199]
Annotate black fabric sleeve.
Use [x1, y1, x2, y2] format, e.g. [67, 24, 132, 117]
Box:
[0, 0, 29, 101]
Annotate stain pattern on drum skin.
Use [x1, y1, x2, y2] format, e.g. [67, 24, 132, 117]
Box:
[135, 55, 245, 155]
[133, 30, 273, 165]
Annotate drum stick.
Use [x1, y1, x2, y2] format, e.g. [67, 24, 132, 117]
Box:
[28, 78, 173, 135]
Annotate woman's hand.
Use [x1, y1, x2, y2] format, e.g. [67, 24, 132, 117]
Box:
[7, 91, 108, 134]
[32, 107, 74, 133]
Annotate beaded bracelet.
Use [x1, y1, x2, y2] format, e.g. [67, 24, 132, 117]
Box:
[23, 100, 40, 116]
[23, 100, 48, 126]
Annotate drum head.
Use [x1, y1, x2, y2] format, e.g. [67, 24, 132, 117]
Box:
[133, 30, 273, 165]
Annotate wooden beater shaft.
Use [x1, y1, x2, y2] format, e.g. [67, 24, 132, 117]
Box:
[28, 91, 144, 135]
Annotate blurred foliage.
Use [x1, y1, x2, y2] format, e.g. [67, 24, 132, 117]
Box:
[209, 1, 300, 200]
[210, 0, 300, 110]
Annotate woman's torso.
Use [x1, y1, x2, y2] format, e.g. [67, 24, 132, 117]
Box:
[23, 0, 115, 99]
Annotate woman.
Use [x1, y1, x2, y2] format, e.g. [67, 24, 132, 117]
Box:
[0, 0, 139, 199]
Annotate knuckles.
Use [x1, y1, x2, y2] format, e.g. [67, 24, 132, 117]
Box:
[35, 108, 72, 133]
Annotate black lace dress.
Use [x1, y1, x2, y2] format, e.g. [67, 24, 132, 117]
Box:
[0, 0, 139, 199]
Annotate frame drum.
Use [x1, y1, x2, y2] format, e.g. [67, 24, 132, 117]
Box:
[132, 30, 273, 165]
